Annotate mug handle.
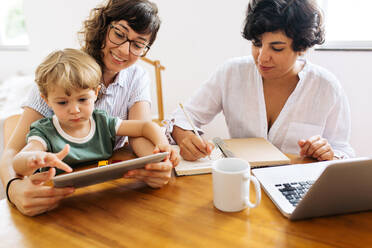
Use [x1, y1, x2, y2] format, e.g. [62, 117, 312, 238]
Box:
[244, 173, 261, 208]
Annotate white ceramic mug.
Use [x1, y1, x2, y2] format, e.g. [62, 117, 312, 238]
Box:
[212, 158, 261, 212]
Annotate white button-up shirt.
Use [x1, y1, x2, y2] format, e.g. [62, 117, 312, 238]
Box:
[168, 56, 354, 158]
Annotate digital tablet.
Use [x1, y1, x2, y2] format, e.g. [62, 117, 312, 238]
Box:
[52, 152, 169, 188]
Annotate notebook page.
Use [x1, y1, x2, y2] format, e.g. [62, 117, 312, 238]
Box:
[173, 145, 224, 176]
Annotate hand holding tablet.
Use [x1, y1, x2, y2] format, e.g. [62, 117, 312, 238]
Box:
[50, 152, 169, 188]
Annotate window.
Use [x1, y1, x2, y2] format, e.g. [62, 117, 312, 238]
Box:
[0, 0, 29, 50]
[316, 0, 372, 51]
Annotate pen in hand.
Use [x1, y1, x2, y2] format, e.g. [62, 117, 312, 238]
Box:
[179, 103, 211, 160]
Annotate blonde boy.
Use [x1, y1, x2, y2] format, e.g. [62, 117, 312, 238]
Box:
[13, 48, 176, 176]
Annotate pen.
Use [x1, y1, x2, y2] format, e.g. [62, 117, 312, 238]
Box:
[179, 103, 211, 160]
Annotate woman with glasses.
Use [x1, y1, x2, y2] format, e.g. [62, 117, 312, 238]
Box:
[1, 0, 177, 216]
[169, 0, 354, 162]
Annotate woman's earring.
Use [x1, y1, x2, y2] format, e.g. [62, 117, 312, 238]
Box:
[297, 51, 304, 59]
[96, 83, 106, 101]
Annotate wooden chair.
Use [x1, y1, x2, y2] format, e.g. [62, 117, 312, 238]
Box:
[141, 57, 165, 125]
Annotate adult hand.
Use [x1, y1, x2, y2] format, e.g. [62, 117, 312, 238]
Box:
[123, 158, 173, 188]
[8, 168, 75, 216]
[153, 144, 180, 167]
[26, 144, 72, 175]
[172, 127, 214, 161]
[298, 135, 334, 161]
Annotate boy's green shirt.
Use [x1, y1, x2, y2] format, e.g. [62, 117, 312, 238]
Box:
[27, 109, 119, 171]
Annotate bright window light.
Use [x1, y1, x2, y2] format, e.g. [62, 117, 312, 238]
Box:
[0, 0, 29, 49]
[317, 0, 372, 50]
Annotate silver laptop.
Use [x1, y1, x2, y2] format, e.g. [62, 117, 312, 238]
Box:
[252, 157, 372, 220]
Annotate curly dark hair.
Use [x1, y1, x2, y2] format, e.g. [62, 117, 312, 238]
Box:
[242, 0, 325, 51]
[79, 0, 161, 69]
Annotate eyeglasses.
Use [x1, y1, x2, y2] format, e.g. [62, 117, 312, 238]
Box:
[108, 24, 150, 57]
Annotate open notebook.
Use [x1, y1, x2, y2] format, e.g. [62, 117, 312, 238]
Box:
[174, 138, 290, 176]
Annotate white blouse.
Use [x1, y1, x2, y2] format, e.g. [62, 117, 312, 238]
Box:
[168, 56, 354, 158]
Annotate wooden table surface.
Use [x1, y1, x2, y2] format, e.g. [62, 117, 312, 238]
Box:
[0, 150, 371, 248]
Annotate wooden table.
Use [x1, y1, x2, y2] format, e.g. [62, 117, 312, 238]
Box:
[0, 150, 371, 248]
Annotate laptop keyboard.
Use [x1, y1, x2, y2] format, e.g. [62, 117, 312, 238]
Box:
[275, 181, 315, 207]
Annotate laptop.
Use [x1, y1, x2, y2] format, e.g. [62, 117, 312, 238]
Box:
[252, 157, 372, 220]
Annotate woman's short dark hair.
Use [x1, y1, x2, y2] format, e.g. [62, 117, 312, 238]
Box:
[242, 0, 325, 51]
[79, 0, 161, 69]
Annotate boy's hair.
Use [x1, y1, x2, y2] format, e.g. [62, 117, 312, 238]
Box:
[242, 0, 325, 52]
[35, 48, 102, 97]
[79, 0, 161, 69]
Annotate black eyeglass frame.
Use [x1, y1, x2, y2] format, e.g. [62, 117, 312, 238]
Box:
[108, 24, 151, 57]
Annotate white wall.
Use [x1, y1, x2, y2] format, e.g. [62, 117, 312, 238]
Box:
[0, 0, 101, 80]
[0, 0, 371, 156]
[307, 51, 372, 156]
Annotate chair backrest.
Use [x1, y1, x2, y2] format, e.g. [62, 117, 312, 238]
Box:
[141, 57, 165, 125]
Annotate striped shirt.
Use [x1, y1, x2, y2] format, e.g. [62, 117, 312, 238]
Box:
[22, 64, 152, 150]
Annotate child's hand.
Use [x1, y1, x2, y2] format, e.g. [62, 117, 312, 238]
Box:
[27, 144, 73, 173]
[153, 144, 180, 167]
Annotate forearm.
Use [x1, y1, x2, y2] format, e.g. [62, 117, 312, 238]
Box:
[127, 101, 157, 157]
[12, 152, 33, 176]
[131, 125, 180, 167]
[129, 137, 155, 157]
[142, 122, 169, 146]
[0, 149, 20, 187]
[1, 107, 44, 186]
[172, 126, 194, 145]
